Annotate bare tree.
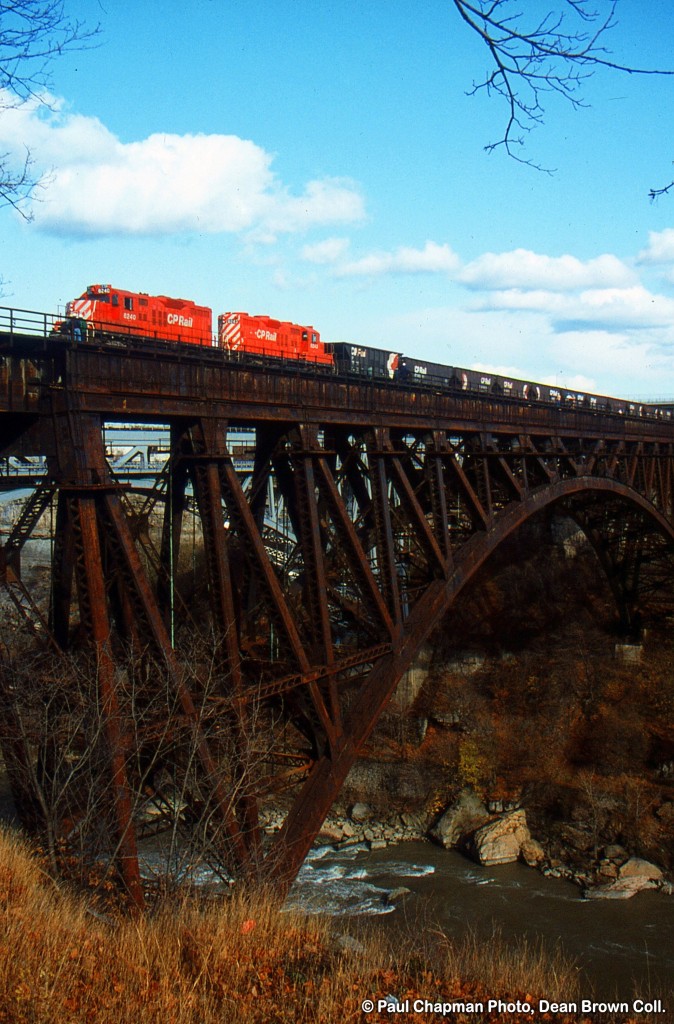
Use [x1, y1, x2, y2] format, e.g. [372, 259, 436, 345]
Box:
[452, 0, 674, 172]
[0, 628, 286, 901]
[0, 0, 98, 214]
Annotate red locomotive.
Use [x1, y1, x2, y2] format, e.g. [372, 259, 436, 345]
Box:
[218, 311, 331, 364]
[58, 285, 333, 364]
[60, 284, 213, 346]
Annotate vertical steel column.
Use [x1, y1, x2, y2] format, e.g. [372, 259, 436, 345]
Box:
[188, 418, 262, 863]
[367, 428, 401, 625]
[290, 426, 333, 660]
[70, 493, 145, 910]
[47, 406, 145, 908]
[157, 428, 190, 637]
[427, 431, 453, 565]
[291, 425, 342, 755]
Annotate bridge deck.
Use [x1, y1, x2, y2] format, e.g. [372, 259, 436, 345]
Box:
[1, 329, 672, 444]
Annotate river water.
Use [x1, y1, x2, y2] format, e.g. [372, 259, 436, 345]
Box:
[285, 840, 674, 1001]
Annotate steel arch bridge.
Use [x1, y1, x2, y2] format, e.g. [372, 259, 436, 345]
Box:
[1, 319, 674, 906]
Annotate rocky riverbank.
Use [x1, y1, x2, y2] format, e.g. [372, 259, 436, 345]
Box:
[260, 787, 673, 901]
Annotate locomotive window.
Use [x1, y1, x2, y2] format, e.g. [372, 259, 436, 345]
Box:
[124, 297, 134, 311]
[112, 294, 119, 306]
[139, 298, 148, 307]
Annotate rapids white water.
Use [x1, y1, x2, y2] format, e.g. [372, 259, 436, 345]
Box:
[286, 840, 674, 1001]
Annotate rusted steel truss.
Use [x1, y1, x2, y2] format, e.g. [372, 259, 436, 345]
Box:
[2, 347, 674, 900]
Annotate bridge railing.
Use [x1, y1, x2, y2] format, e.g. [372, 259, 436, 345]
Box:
[0, 306, 57, 341]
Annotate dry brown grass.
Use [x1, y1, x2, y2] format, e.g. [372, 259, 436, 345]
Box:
[0, 826, 644, 1023]
[0, 827, 335, 1023]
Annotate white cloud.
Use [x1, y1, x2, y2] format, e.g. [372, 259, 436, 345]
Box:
[336, 241, 460, 277]
[470, 289, 568, 314]
[460, 248, 635, 291]
[545, 330, 674, 398]
[301, 237, 351, 264]
[472, 284, 674, 331]
[567, 286, 674, 328]
[0, 92, 365, 237]
[637, 228, 674, 265]
[264, 181, 363, 234]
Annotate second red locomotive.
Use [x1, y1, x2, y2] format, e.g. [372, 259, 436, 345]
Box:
[218, 311, 330, 364]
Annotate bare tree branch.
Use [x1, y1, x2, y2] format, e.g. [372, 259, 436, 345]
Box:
[0, 145, 34, 214]
[452, 0, 674, 171]
[649, 179, 674, 201]
[0, 0, 99, 214]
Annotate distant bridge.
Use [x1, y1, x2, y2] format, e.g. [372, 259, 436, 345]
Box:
[0, 423, 265, 485]
[1, 306, 674, 907]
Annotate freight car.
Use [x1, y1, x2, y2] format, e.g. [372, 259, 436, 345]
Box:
[328, 342, 399, 379]
[366, 350, 650, 417]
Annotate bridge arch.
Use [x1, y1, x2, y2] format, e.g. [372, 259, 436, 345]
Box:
[445, 477, 674, 640]
[265, 476, 674, 887]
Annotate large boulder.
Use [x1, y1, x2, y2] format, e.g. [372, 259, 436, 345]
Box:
[349, 802, 372, 823]
[584, 858, 664, 900]
[619, 857, 663, 882]
[465, 809, 531, 866]
[584, 877, 660, 900]
[430, 789, 490, 849]
[317, 821, 344, 844]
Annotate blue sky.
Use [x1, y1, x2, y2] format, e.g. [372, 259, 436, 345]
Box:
[3, 0, 674, 398]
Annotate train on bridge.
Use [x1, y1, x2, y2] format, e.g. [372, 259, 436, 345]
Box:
[54, 283, 669, 420]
